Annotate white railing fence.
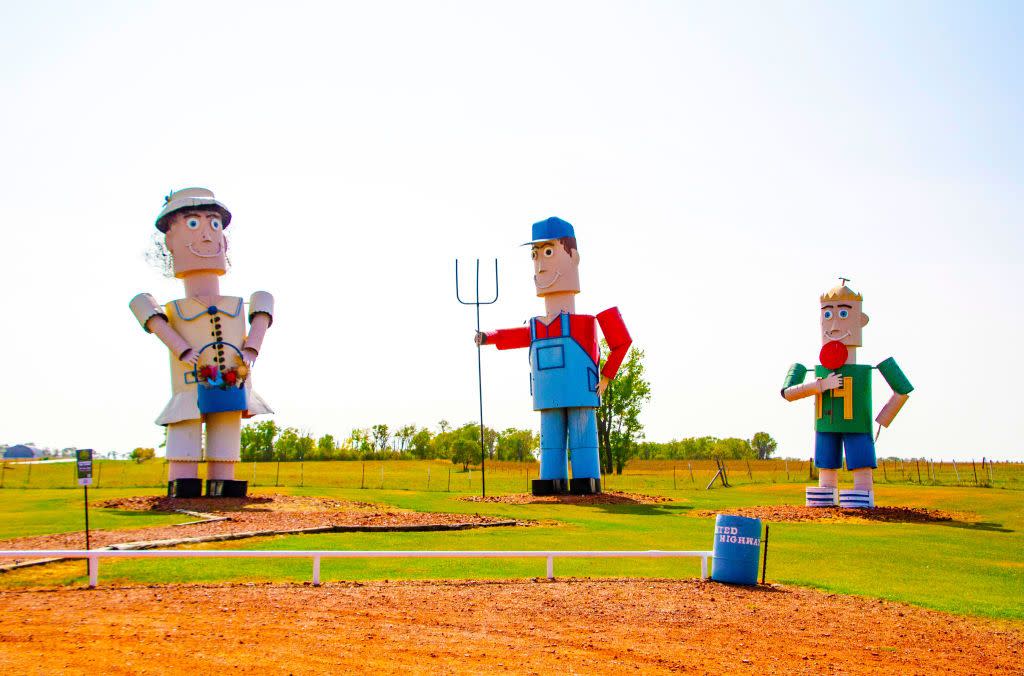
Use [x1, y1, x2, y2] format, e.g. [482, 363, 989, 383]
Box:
[0, 549, 713, 588]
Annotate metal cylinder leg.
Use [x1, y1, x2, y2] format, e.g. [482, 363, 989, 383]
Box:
[206, 411, 242, 480]
[166, 420, 203, 479]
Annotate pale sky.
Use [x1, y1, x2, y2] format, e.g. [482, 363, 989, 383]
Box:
[1, 1, 1021, 460]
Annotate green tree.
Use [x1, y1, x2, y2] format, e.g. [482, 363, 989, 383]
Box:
[129, 447, 155, 463]
[451, 438, 477, 470]
[750, 432, 778, 460]
[394, 425, 416, 453]
[410, 428, 434, 458]
[713, 437, 755, 459]
[316, 434, 337, 460]
[496, 427, 538, 462]
[275, 427, 301, 461]
[371, 424, 390, 452]
[241, 420, 278, 462]
[597, 344, 652, 475]
[296, 432, 315, 461]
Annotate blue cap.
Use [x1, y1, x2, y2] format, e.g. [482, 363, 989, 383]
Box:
[524, 216, 575, 245]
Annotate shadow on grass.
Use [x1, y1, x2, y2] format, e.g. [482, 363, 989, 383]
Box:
[936, 520, 1013, 533]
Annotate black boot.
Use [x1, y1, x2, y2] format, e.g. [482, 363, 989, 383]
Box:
[569, 478, 601, 495]
[532, 478, 570, 496]
[205, 479, 248, 498]
[167, 478, 202, 499]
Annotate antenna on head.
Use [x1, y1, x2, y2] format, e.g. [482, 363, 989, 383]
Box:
[839, 276, 850, 287]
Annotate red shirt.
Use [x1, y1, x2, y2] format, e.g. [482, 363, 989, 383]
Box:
[485, 307, 631, 380]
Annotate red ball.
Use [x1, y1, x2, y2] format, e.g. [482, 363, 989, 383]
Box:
[819, 340, 848, 370]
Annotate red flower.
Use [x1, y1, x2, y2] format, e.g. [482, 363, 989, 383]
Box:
[224, 371, 237, 385]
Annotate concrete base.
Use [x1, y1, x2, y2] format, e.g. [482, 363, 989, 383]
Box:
[167, 478, 203, 499]
[205, 479, 248, 498]
[569, 477, 602, 495]
[531, 479, 569, 496]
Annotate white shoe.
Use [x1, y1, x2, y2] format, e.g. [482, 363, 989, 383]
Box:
[805, 486, 836, 507]
[839, 489, 874, 509]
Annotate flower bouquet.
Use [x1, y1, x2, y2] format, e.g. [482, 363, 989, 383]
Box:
[195, 357, 249, 415]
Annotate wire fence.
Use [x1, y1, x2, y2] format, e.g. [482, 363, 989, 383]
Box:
[1, 457, 1020, 492]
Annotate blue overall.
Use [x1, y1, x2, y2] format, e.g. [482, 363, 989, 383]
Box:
[529, 312, 601, 481]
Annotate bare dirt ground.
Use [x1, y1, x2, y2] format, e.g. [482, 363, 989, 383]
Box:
[0, 578, 1020, 675]
[0, 494, 519, 561]
[693, 505, 971, 524]
[459, 491, 673, 505]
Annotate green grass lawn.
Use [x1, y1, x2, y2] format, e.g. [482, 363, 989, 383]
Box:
[0, 483, 1021, 621]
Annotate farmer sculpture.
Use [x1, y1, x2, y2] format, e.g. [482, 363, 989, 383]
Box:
[476, 217, 631, 496]
[130, 188, 274, 498]
[781, 280, 913, 508]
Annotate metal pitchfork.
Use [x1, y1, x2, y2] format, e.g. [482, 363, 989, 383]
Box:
[455, 258, 499, 498]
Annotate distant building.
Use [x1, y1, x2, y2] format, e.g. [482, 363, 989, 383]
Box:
[3, 444, 44, 459]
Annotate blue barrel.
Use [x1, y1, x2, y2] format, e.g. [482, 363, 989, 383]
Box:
[711, 514, 762, 585]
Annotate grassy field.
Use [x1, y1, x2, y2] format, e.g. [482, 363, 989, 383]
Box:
[1, 481, 1021, 620]
[3, 457, 1022, 491]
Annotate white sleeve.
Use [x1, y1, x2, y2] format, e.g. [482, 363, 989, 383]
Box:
[129, 293, 166, 332]
[249, 291, 274, 326]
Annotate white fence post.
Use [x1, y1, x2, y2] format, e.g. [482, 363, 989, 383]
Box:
[312, 555, 321, 586]
[546, 555, 554, 580]
[88, 556, 98, 588]
[700, 555, 708, 580]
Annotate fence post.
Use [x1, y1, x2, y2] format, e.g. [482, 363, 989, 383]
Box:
[915, 459, 922, 483]
[0, 462, 5, 488]
[689, 462, 694, 483]
[275, 461, 281, 487]
[361, 462, 366, 489]
[448, 467, 451, 492]
[673, 466, 677, 490]
[952, 459, 960, 484]
[972, 459, 978, 485]
[784, 460, 789, 481]
[427, 467, 431, 491]
[546, 555, 554, 580]
[380, 464, 384, 489]
[808, 458, 813, 479]
[26, 462, 31, 488]
[746, 460, 752, 480]
[312, 556, 321, 586]
[88, 556, 99, 588]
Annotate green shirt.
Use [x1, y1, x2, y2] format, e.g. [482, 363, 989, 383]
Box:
[782, 357, 913, 435]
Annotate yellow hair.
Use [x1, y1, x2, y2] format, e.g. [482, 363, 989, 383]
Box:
[820, 285, 863, 302]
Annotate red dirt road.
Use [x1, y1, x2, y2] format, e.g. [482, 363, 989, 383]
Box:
[1, 579, 1020, 675]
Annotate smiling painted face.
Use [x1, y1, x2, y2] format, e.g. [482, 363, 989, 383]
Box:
[531, 238, 580, 297]
[164, 209, 228, 278]
[820, 294, 869, 347]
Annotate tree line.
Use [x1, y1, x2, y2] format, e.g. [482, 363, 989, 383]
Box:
[239, 420, 539, 467]
[635, 432, 778, 461]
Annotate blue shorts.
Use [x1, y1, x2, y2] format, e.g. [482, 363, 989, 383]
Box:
[815, 432, 876, 471]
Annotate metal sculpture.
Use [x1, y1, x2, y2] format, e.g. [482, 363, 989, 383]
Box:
[130, 188, 274, 498]
[476, 217, 632, 496]
[781, 280, 913, 508]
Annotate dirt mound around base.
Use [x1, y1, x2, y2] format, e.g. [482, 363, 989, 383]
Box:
[0, 579, 1019, 675]
[459, 490, 673, 505]
[0, 493, 523, 560]
[96, 493, 377, 514]
[694, 505, 966, 523]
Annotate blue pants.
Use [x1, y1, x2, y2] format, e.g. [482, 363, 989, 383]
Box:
[815, 431, 876, 471]
[539, 407, 600, 480]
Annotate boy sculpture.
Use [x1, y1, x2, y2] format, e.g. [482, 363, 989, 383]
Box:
[781, 280, 913, 508]
[476, 217, 632, 496]
[130, 188, 274, 498]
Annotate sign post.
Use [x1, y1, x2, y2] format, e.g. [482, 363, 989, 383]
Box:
[76, 449, 93, 551]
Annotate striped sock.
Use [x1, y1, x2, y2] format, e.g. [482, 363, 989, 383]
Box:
[805, 486, 836, 507]
[839, 489, 874, 509]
